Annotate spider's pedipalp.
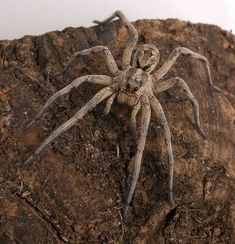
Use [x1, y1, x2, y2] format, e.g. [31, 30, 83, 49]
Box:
[154, 77, 206, 138]
[50, 46, 119, 80]
[124, 96, 151, 219]
[130, 101, 141, 131]
[24, 87, 114, 165]
[26, 75, 112, 129]
[104, 93, 117, 115]
[153, 47, 221, 91]
[150, 96, 174, 204]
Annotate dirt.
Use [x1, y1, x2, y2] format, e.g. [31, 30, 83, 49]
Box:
[0, 18, 234, 243]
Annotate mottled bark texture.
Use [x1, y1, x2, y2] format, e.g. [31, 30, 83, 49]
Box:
[0, 18, 234, 243]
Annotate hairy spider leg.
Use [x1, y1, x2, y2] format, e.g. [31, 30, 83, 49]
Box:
[24, 87, 114, 165]
[94, 10, 138, 70]
[153, 47, 221, 91]
[130, 101, 141, 131]
[49, 46, 119, 80]
[155, 77, 206, 138]
[124, 96, 151, 218]
[103, 93, 117, 115]
[26, 75, 112, 129]
[150, 96, 174, 206]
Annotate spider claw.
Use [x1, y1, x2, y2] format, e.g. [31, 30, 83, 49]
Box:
[25, 120, 36, 130]
[93, 20, 106, 27]
[198, 126, 207, 139]
[210, 85, 222, 92]
[93, 20, 100, 25]
[23, 155, 35, 165]
[22, 121, 35, 132]
[123, 205, 129, 221]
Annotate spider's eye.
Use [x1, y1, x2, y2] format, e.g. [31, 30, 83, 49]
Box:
[126, 84, 131, 90]
[134, 87, 138, 92]
[142, 65, 150, 71]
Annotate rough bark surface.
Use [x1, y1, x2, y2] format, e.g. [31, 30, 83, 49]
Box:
[0, 18, 234, 243]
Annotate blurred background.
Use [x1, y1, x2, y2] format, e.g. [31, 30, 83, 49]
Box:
[0, 0, 234, 40]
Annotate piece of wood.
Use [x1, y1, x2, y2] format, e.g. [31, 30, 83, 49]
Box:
[0, 18, 234, 243]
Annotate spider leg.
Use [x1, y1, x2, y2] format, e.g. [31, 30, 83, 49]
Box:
[154, 77, 206, 138]
[26, 75, 112, 129]
[23, 87, 114, 165]
[149, 96, 174, 206]
[130, 101, 141, 131]
[124, 96, 151, 219]
[153, 47, 221, 92]
[50, 46, 119, 79]
[103, 93, 117, 115]
[94, 11, 138, 70]
[93, 11, 118, 25]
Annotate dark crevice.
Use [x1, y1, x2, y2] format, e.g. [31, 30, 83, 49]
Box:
[165, 207, 177, 223]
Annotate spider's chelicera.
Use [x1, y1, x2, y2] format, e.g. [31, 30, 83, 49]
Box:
[24, 11, 221, 218]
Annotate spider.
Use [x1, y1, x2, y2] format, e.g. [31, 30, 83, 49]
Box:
[24, 11, 221, 218]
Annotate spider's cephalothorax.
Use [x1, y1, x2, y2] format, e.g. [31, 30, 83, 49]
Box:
[24, 11, 221, 219]
[116, 67, 151, 107]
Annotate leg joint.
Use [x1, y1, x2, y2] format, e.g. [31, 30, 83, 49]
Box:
[131, 34, 138, 42]
[175, 76, 183, 82]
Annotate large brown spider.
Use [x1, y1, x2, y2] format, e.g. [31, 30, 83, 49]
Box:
[24, 11, 221, 218]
